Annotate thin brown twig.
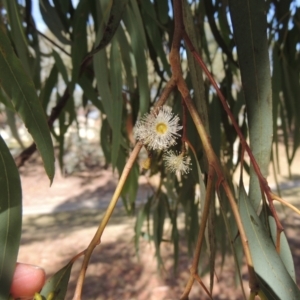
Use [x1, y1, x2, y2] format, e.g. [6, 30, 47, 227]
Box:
[72, 79, 177, 300]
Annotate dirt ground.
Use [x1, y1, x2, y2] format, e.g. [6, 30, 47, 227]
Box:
[16, 145, 300, 300]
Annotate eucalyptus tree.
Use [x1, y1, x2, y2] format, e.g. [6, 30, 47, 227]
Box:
[0, 0, 300, 299]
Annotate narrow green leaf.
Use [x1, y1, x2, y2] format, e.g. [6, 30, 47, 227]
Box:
[281, 60, 294, 132]
[196, 1, 212, 67]
[135, 196, 152, 257]
[238, 185, 300, 299]
[78, 75, 103, 112]
[154, 0, 169, 24]
[123, 4, 150, 115]
[52, 50, 68, 85]
[40, 64, 58, 111]
[189, 145, 206, 219]
[279, 100, 291, 169]
[140, 0, 170, 77]
[39, 261, 74, 300]
[128, 0, 148, 46]
[271, 46, 281, 155]
[3, 0, 31, 75]
[70, 0, 89, 87]
[229, 0, 272, 210]
[153, 193, 166, 265]
[5, 108, 25, 149]
[209, 96, 221, 156]
[260, 207, 296, 282]
[116, 26, 135, 93]
[28, 29, 42, 89]
[94, 50, 113, 125]
[39, 0, 70, 45]
[121, 162, 139, 214]
[0, 88, 14, 111]
[171, 215, 179, 271]
[100, 118, 112, 165]
[204, 0, 238, 68]
[54, 95, 75, 173]
[52, 0, 72, 30]
[183, 0, 209, 135]
[110, 39, 123, 167]
[217, 188, 245, 297]
[0, 25, 55, 182]
[90, 0, 129, 55]
[280, 31, 300, 163]
[0, 135, 22, 299]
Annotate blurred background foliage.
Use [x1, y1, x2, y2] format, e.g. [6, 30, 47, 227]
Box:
[0, 0, 300, 298]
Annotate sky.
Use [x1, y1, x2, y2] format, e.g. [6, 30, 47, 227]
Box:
[32, 0, 46, 31]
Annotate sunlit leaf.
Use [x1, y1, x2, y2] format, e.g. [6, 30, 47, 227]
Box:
[0, 135, 22, 299]
[239, 185, 300, 299]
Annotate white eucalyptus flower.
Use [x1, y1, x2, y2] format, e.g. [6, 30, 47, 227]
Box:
[163, 151, 191, 174]
[134, 106, 182, 150]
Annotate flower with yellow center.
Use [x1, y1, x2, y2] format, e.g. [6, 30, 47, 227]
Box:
[134, 106, 182, 150]
[163, 151, 191, 174]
